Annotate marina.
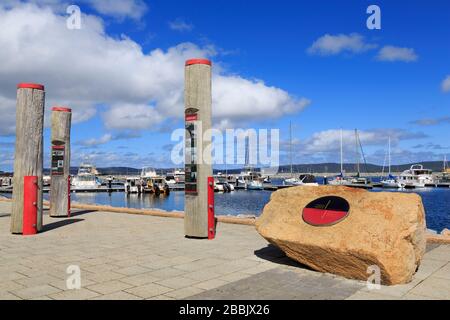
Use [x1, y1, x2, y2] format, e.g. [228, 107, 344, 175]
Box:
[0, 175, 438, 232]
[0, 1, 449, 304]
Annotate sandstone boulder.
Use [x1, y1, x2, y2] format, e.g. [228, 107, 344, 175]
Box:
[256, 186, 427, 285]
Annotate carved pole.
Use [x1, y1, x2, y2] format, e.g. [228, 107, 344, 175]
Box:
[184, 59, 213, 238]
[11, 83, 45, 234]
[50, 107, 72, 217]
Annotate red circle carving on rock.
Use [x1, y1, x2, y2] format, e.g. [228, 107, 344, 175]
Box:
[302, 196, 350, 226]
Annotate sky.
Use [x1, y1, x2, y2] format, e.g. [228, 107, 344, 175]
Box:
[0, 0, 449, 171]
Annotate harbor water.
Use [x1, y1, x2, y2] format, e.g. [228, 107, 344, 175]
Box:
[53, 177, 450, 232]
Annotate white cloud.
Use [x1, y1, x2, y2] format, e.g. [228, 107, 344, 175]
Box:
[76, 131, 141, 147]
[102, 104, 163, 130]
[307, 33, 377, 56]
[376, 46, 418, 62]
[0, 96, 17, 135]
[0, 3, 309, 136]
[291, 128, 426, 155]
[281, 128, 428, 164]
[77, 133, 112, 147]
[82, 0, 148, 20]
[169, 18, 193, 32]
[213, 76, 310, 129]
[442, 75, 450, 93]
[411, 116, 450, 126]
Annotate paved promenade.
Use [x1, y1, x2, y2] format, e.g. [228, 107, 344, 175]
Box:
[0, 201, 449, 300]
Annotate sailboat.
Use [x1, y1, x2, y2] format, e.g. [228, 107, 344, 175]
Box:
[328, 129, 351, 186]
[380, 137, 402, 188]
[345, 129, 372, 188]
[236, 135, 264, 190]
[438, 155, 450, 186]
[284, 122, 319, 186]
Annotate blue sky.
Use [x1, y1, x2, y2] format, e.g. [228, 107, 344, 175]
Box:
[0, 0, 449, 171]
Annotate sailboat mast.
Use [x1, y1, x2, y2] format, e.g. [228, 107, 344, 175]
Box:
[289, 121, 293, 176]
[355, 129, 360, 176]
[244, 135, 249, 169]
[340, 129, 343, 174]
[388, 137, 391, 175]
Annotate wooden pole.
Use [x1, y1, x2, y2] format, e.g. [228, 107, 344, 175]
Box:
[11, 83, 45, 234]
[184, 59, 213, 238]
[50, 107, 72, 217]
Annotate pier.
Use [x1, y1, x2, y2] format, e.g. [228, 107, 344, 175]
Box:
[0, 200, 448, 300]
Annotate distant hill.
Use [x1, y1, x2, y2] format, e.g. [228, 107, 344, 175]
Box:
[39, 161, 447, 176]
[277, 161, 446, 174]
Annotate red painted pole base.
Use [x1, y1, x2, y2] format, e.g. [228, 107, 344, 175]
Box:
[207, 177, 215, 240]
[23, 176, 38, 236]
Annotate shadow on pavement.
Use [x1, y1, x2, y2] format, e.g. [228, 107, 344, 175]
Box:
[41, 218, 84, 233]
[70, 210, 97, 217]
[254, 244, 313, 270]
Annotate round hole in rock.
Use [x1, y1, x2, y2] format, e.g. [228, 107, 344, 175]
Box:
[302, 196, 350, 226]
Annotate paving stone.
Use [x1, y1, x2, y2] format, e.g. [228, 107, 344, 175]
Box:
[408, 276, 450, 299]
[49, 288, 100, 300]
[147, 267, 187, 279]
[217, 272, 251, 283]
[85, 270, 126, 283]
[87, 280, 134, 295]
[0, 271, 26, 282]
[414, 258, 448, 280]
[13, 284, 61, 299]
[156, 276, 200, 289]
[423, 245, 450, 261]
[92, 291, 142, 300]
[125, 283, 173, 299]
[432, 262, 450, 280]
[0, 291, 21, 300]
[115, 265, 151, 276]
[120, 273, 160, 286]
[0, 280, 25, 293]
[346, 291, 400, 300]
[194, 279, 229, 290]
[166, 287, 205, 299]
[15, 274, 63, 287]
[402, 293, 437, 300]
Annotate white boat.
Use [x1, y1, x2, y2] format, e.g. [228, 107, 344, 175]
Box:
[71, 163, 102, 190]
[173, 169, 185, 184]
[140, 167, 158, 179]
[214, 176, 234, 192]
[328, 174, 350, 186]
[247, 180, 264, 190]
[284, 174, 319, 187]
[398, 164, 435, 188]
[124, 177, 143, 194]
[165, 169, 185, 188]
[236, 168, 264, 190]
[381, 137, 402, 188]
[145, 176, 170, 195]
[381, 176, 402, 188]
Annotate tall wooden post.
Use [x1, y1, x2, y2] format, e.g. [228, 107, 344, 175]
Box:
[11, 83, 45, 234]
[50, 107, 72, 217]
[184, 59, 213, 238]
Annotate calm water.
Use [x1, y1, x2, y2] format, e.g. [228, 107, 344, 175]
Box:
[58, 178, 449, 232]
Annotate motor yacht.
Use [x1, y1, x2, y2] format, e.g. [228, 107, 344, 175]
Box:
[71, 163, 102, 190]
[398, 164, 435, 188]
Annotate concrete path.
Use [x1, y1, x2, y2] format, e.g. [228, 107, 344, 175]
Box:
[0, 201, 448, 300]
